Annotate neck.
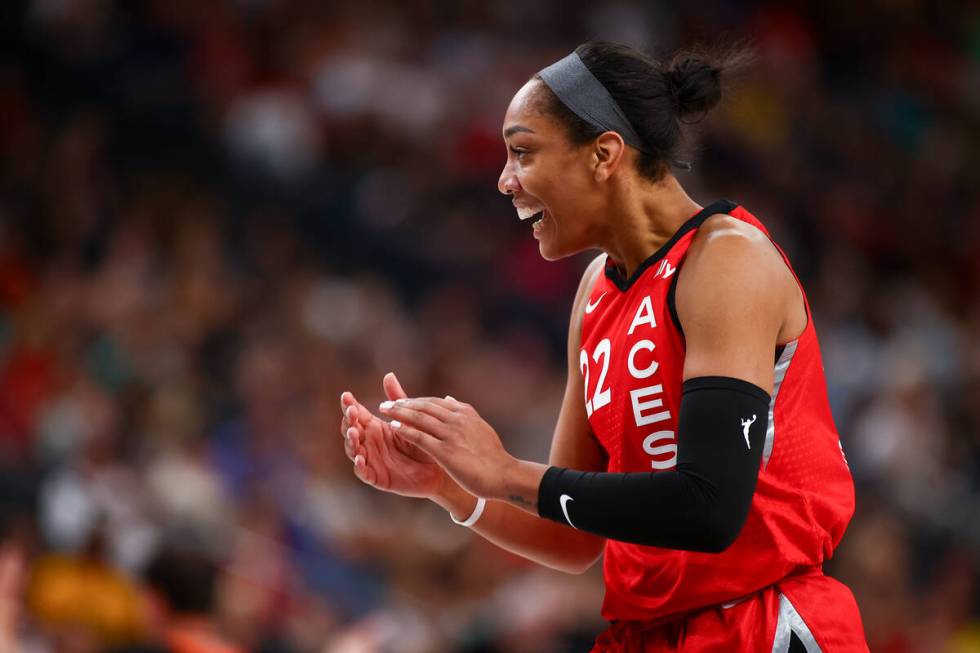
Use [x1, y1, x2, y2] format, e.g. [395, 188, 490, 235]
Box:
[599, 175, 701, 279]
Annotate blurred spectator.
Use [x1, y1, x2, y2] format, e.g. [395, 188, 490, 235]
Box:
[0, 545, 26, 653]
[0, 0, 977, 651]
[113, 546, 243, 653]
[27, 527, 145, 652]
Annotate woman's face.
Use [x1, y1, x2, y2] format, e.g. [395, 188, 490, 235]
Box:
[498, 80, 606, 261]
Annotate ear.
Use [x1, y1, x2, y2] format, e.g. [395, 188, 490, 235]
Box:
[592, 131, 626, 182]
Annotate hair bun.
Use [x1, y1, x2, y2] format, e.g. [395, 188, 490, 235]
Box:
[666, 54, 723, 118]
[550, 40, 752, 180]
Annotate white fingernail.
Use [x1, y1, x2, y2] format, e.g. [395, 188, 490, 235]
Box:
[379, 401, 393, 411]
[446, 395, 456, 401]
[391, 420, 402, 429]
[346, 406, 355, 419]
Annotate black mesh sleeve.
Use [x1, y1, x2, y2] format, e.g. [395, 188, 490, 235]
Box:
[537, 376, 770, 552]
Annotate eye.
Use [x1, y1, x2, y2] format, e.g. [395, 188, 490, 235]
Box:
[509, 146, 529, 160]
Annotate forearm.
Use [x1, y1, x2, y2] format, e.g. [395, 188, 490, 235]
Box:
[432, 477, 604, 574]
[537, 377, 771, 552]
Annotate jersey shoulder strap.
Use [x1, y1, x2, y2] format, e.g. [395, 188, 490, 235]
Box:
[665, 202, 811, 340]
[602, 199, 737, 293]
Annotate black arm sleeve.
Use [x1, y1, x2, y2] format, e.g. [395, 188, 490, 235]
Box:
[537, 376, 770, 552]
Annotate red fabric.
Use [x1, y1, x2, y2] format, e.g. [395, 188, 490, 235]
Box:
[0, 346, 59, 452]
[589, 568, 867, 652]
[578, 203, 861, 639]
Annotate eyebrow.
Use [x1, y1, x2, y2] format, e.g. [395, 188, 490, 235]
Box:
[503, 125, 535, 138]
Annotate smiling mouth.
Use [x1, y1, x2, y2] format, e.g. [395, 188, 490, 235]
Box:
[516, 203, 543, 218]
[516, 205, 544, 226]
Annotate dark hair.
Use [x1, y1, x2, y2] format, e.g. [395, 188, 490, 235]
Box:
[145, 547, 218, 615]
[534, 41, 752, 180]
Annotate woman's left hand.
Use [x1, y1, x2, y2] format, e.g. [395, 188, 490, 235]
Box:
[378, 397, 518, 501]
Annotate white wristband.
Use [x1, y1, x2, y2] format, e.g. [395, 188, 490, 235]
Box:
[450, 497, 486, 527]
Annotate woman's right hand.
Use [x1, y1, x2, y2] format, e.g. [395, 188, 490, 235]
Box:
[340, 373, 449, 500]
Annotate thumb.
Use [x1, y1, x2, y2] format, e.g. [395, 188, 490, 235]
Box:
[383, 372, 408, 401]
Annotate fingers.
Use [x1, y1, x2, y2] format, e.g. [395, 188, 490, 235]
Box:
[441, 396, 475, 416]
[340, 391, 354, 412]
[383, 372, 408, 401]
[379, 398, 456, 435]
[346, 399, 365, 427]
[349, 431, 385, 489]
[340, 392, 391, 488]
[388, 419, 442, 457]
[381, 397, 457, 419]
[341, 387, 457, 490]
[352, 454, 375, 486]
[344, 425, 359, 461]
[388, 426, 426, 461]
[340, 392, 360, 438]
[340, 392, 380, 432]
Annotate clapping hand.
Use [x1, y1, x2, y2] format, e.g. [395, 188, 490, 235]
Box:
[340, 373, 448, 499]
[377, 397, 519, 501]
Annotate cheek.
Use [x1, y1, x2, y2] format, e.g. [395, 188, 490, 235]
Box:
[541, 168, 585, 208]
[551, 178, 597, 231]
[517, 165, 548, 194]
[524, 150, 586, 194]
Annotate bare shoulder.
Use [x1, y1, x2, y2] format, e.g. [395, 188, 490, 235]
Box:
[684, 213, 788, 286]
[692, 213, 772, 253]
[580, 253, 607, 291]
[570, 253, 607, 315]
[676, 213, 796, 388]
[566, 253, 606, 350]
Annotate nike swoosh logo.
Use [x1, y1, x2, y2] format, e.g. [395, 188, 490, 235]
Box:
[584, 292, 607, 314]
[559, 494, 577, 529]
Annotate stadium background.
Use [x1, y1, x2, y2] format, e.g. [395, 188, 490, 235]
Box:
[0, 1, 978, 651]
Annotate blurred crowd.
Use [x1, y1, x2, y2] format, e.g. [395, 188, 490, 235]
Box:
[0, 0, 978, 652]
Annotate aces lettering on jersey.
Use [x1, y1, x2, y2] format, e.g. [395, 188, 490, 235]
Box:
[581, 294, 677, 470]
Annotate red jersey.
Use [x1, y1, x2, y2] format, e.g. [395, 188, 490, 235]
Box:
[578, 200, 855, 623]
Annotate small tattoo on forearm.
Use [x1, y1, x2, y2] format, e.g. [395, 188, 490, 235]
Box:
[508, 494, 537, 510]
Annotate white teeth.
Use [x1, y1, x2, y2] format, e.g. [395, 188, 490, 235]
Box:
[516, 206, 544, 221]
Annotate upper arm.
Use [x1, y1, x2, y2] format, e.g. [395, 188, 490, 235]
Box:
[548, 254, 608, 472]
[675, 216, 793, 394]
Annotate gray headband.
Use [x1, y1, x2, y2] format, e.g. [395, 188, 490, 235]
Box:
[538, 52, 649, 153]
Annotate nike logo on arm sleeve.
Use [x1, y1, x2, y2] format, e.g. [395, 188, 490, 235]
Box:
[537, 377, 770, 552]
[560, 494, 577, 528]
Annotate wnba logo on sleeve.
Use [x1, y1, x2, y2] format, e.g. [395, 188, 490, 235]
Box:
[740, 415, 756, 449]
[654, 259, 676, 279]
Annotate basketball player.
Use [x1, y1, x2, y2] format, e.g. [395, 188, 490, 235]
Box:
[340, 42, 868, 651]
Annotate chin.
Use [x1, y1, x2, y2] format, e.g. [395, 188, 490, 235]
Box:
[534, 213, 590, 261]
[537, 238, 579, 262]
[538, 246, 563, 261]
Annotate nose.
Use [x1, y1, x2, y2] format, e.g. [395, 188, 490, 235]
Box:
[498, 162, 521, 195]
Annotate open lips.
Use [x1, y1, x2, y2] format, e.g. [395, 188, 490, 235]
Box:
[515, 204, 545, 228]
